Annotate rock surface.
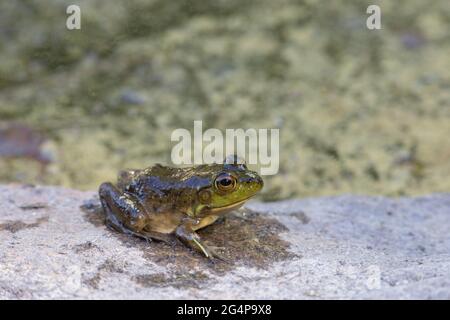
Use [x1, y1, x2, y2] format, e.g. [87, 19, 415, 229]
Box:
[0, 184, 449, 299]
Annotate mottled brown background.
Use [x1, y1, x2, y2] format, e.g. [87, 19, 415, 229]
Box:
[0, 0, 449, 200]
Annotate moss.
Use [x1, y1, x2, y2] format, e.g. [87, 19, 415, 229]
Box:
[1, 0, 450, 199]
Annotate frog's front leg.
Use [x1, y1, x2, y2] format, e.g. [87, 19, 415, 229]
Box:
[99, 182, 148, 237]
[175, 219, 227, 261]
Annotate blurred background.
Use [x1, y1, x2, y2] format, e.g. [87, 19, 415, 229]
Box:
[0, 0, 449, 201]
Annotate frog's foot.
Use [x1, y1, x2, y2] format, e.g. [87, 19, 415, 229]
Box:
[203, 244, 230, 263]
[105, 215, 151, 243]
[175, 224, 229, 262]
[230, 210, 250, 221]
[194, 241, 230, 263]
[126, 230, 153, 243]
[137, 230, 176, 246]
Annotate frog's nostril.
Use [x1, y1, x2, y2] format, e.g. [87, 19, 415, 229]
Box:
[258, 177, 264, 188]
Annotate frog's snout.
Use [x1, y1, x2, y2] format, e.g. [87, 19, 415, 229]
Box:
[255, 175, 264, 190]
[243, 172, 264, 193]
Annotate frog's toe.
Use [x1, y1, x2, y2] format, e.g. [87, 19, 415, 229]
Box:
[204, 245, 231, 263]
[139, 230, 176, 245]
[230, 210, 250, 221]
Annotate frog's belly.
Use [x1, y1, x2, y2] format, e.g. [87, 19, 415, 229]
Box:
[146, 211, 183, 234]
[145, 212, 219, 234]
[193, 215, 219, 231]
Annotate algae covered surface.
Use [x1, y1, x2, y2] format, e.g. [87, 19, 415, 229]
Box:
[0, 0, 449, 200]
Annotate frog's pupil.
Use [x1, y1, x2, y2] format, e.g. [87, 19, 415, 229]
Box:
[220, 178, 231, 186]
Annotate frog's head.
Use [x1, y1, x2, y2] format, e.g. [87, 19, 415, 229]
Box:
[195, 156, 263, 216]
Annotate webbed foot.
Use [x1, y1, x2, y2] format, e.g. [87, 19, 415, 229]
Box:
[175, 224, 229, 262]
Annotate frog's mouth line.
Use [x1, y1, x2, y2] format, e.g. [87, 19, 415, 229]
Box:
[208, 197, 251, 214]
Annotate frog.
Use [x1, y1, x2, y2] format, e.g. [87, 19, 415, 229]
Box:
[98, 156, 263, 260]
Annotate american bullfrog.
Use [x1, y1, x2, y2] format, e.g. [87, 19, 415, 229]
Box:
[99, 156, 263, 259]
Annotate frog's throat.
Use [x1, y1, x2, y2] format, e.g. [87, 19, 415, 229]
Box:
[207, 198, 249, 215]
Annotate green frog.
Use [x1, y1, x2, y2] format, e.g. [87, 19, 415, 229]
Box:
[99, 156, 263, 260]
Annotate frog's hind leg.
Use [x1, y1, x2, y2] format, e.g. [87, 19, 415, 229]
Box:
[98, 182, 148, 238]
[139, 229, 176, 245]
[117, 169, 141, 190]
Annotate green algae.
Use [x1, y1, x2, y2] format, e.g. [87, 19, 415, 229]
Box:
[0, 0, 449, 200]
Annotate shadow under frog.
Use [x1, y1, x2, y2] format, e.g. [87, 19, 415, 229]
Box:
[82, 200, 295, 276]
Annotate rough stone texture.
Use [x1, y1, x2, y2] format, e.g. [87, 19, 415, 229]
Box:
[0, 184, 449, 299]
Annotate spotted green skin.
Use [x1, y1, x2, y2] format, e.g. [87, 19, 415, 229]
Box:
[99, 161, 263, 259]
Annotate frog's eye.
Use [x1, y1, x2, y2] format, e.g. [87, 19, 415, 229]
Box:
[214, 173, 237, 193]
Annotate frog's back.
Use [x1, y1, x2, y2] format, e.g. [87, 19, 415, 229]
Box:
[138, 164, 218, 187]
[124, 164, 212, 208]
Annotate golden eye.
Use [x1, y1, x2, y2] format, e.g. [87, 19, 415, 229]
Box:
[214, 173, 237, 193]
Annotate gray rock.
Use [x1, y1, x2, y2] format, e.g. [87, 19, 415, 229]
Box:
[0, 184, 449, 299]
